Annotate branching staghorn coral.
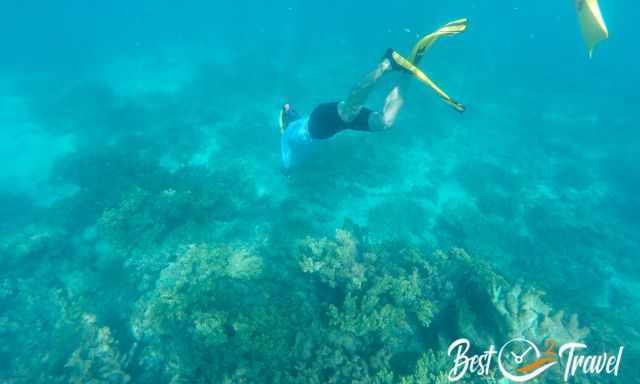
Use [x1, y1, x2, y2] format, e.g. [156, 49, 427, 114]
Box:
[65, 313, 131, 384]
[293, 229, 458, 382]
[299, 228, 366, 289]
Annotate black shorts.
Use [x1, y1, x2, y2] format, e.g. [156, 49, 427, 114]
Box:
[308, 102, 373, 140]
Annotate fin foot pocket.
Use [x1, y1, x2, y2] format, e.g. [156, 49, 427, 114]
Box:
[385, 49, 466, 113]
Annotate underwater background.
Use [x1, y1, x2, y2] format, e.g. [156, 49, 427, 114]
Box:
[0, 0, 638, 382]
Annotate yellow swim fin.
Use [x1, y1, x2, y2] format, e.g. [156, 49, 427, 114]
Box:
[409, 18, 468, 65]
[576, 0, 609, 58]
[388, 50, 465, 113]
[387, 19, 467, 113]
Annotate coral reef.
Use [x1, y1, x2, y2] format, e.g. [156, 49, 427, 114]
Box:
[65, 313, 131, 384]
[0, 227, 67, 273]
[491, 282, 590, 345]
[400, 350, 498, 384]
[131, 243, 293, 382]
[125, 226, 596, 383]
[0, 207, 611, 384]
[129, 229, 449, 382]
[98, 164, 260, 255]
[0, 279, 131, 383]
[292, 230, 443, 382]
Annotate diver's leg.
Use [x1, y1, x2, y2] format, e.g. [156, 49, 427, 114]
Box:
[337, 59, 393, 123]
[368, 75, 410, 131]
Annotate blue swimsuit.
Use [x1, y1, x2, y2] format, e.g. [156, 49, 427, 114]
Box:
[280, 102, 373, 171]
[280, 117, 312, 171]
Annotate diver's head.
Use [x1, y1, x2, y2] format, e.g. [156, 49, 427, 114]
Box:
[279, 103, 301, 133]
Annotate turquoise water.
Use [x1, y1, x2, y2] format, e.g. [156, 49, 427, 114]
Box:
[0, 1, 638, 382]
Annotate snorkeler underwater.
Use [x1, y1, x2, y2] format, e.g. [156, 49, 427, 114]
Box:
[0, 1, 637, 383]
[279, 20, 467, 175]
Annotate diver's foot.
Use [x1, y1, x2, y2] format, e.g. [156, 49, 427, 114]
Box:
[382, 48, 412, 74]
[382, 86, 403, 128]
[410, 41, 428, 66]
[374, 56, 393, 77]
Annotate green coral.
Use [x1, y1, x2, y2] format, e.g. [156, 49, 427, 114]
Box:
[290, 230, 460, 382]
[132, 242, 309, 382]
[400, 350, 454, 384]
[98, 187, 201, 254]
[140, 244, 263, 336]
[124, 227, 602, 383]
[300, 229, 446, 334]
[98, 165, 259, 256]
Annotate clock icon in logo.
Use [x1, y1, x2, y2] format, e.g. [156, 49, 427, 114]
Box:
[511, 345, 533, 365]
[498, 338, 558, 383]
